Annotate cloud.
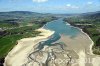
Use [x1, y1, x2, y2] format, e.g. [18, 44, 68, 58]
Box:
[32, 0, 48, 3]
[87, 2, 93, 5]
[66, 4, 79, 9]
[66, 4, 71, 7]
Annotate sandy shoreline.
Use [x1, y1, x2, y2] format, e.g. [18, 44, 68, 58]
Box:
[78, 28, 100, 66]
[75, 27, 94, 55]
[66, 23, 100, 66]
[67, 23, 94, 55]
[4, 28, 54, 66]
[66, 23, 93, 54]
[55, 22, 100, 66]
[3, 20, 100, 66]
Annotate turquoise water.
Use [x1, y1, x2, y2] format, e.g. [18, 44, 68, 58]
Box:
[44, 18, 80, 37]
[38, 18, 81, 49]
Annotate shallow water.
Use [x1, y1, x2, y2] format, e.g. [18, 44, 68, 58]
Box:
[38, 18, 81, 49]
[44, 18, 80, 37]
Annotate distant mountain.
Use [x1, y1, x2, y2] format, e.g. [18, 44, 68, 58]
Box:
[0, 11, 59, 25]
[0, 11, 43, 15]
[79, 11, 100, 19]
[82, 11, 100, 15]
[1, 11, 100, 20]
[52, 14, 78, 18]
[0, 11, 79, 19]
[0, 11, 43, 18]
[0, 11, 53, 21]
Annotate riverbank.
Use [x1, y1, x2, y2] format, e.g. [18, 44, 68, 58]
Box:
[64, 19, 95, 55]
[63, 19, 100, 66]
[64, 17, 100, 55]
[64, 20, 94, 55]
[71, 26, 94, 55]
[4, 28, 54, 66]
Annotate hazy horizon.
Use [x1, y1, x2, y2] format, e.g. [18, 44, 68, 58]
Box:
[0, 10, 100, 14]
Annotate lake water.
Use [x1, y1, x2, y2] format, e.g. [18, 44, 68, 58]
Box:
[44, 18, 80, 37]
[38, 18, 81, 49]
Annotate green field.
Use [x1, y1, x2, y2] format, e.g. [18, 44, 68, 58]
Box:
[0, 24, 41, 58]
[0, 12, 58, 58]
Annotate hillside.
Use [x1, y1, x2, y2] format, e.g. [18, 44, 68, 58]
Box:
[0, 11, 57, 28]
[78, 11, 100, 19]
[64, 11, 100, 55]
[0, 11, 42, 19]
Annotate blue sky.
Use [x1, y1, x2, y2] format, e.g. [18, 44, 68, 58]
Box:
[0, 0, 100, 13]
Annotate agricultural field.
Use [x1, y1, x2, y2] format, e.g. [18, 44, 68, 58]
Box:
[0, 11, 58, 58]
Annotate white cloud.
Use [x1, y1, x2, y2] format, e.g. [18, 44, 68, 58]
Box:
[32, 0, 48, 3]
[87, 2, 93, 5]
[66, 4, 71, 7]
[66, 4, 79, 9]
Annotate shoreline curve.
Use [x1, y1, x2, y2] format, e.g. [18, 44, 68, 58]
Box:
[4, 28, 54, 66]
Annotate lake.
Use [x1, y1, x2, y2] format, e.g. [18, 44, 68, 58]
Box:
[38, 18, 81, 49]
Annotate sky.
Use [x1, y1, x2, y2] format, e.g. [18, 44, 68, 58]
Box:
[0, 0, 100, 14]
